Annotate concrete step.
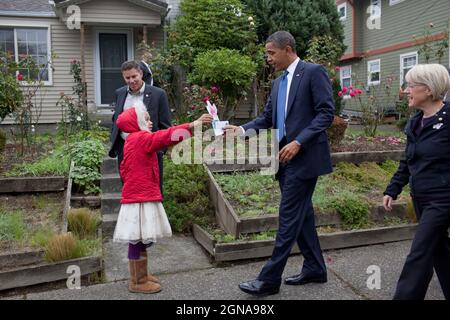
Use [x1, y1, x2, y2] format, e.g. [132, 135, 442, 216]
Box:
[102, 213, 118, 239]
[101, 157, 118, 175]
[101, 192, 121, 215]
[100, 173, 122, 193]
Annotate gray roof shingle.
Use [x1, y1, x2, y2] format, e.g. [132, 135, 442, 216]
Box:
[0, 0, 54, 13]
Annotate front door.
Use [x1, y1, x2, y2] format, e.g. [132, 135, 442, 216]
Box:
[98, 33, 128, 105]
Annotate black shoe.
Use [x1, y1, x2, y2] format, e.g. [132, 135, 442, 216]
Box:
[239, 279, 280, 296]
[284, 273, 327, 285]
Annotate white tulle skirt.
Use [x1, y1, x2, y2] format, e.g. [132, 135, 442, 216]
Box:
[113, 202, 172, 244]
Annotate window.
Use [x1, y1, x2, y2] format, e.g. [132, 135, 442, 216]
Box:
[0, 27, 50, 84]
[337, 3, 347, 21]
[389, 0, 405, 5]
[340, 65, 352, 98]
[370, 0, 381, 18]
[400, 52, 418, 86]
[368, 59, 381, 85]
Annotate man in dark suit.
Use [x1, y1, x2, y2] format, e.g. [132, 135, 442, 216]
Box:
[225, 31, 334, 296]
[109, 60, 172, 192]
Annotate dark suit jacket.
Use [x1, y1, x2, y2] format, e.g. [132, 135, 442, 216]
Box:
[242, 60, 334, 179]
[109, 84, 172, 158]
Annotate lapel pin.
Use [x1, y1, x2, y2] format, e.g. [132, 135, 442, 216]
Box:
[145, 94, 149, 97]
[439, 117, 443, 121]
[433, 123, 443, 130]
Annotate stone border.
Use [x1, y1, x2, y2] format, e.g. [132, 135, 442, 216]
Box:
[0, 256, 102, 291]
[193, 223, 418, 262]
[0, 176, 66, 193]
[206, 165, 409, 237]
[205, 150, 405, 173]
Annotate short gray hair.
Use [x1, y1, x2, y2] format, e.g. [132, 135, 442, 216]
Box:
[405, 64, 450, 101]
[266, 31, 296, 53]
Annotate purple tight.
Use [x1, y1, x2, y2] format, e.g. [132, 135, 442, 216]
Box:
[128, 241, 153, 260]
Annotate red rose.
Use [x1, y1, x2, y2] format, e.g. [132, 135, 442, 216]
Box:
[203, 96, 210, 103]
[335, 66, 341, 71]
[16, 73, 23, 81]
[342, 87, 348, 93]
[338, 91, 343, 97]
[191, 105, 196, 110]
[211, 86, 220, 93]
[350, 91, 356, 97]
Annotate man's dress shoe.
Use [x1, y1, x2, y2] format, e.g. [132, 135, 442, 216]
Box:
[239, 279, 280, 296]
[284, 273, 327, 285]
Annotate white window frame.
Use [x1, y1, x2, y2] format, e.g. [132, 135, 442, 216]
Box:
[389, 0, 405, 5]
[340, 65, 352, 99]
[370, 0, 381, 18]
[400, 52, 418, 86]
[337, 3, 347, 21]
[93, 27, 134, 107]
[0, 22, 52, 86]
[367, 59, 381, 86]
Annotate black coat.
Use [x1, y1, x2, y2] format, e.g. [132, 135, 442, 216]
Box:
[384, 102, 450, 199]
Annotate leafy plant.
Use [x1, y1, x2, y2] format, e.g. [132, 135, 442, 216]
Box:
[0, 53, 23, 123]
[189, 49, 257, 120]
[68, 139, 106, 194]
[330, 193, 370, 229]
[163, 157, 213, 232]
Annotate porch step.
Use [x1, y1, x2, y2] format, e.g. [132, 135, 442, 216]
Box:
[100, 173, 122, 193]
[101, 157, 118, 175]
[102, 213, 118, 239]
[101, 192, 121, 215]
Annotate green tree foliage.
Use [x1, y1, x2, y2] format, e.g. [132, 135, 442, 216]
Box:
[243, 0, 345, 58]
[170, 0, 258, 59]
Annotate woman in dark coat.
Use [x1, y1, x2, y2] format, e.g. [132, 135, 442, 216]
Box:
[383, 63, 450, 300]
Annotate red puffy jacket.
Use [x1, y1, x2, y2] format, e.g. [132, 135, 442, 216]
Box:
[116, 108, 191, 204]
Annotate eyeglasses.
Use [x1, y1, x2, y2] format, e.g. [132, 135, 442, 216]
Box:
[405, 83, 427, 89]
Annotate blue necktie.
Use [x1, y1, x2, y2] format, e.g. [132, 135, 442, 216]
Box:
[276, 71, 289, 141]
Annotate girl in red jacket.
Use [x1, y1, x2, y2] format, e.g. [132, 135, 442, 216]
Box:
[113, 104, 212, 294]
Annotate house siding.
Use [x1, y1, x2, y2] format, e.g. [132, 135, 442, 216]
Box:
[58, 0, 162, 25]
[343, 45, 449, 111]
[1, 13, 166, 124]
[338, 0, 450, 112]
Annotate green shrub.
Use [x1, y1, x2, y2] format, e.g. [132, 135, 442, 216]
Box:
[163, 158, 213, 233]
[330, 193, 370, 229]
[189, 49, 257, 119]
[68, 139, 106, 194]
[170, 0, 257, 59]
[67, 208, 100, 240]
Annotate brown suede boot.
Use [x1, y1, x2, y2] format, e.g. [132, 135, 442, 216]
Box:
[128, 259, 161, 294]
[140, 250, 160, 284]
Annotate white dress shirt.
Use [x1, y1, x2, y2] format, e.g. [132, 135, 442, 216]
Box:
[120, 83, 146, 140]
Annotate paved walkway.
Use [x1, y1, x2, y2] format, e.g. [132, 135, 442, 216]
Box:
[2, 235, 445, 300]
